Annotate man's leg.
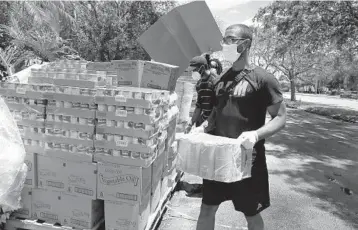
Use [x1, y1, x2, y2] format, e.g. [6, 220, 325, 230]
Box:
[198, 179, 227, 230]
[196, 203, 219, 230]
[245, 213, 264, 230]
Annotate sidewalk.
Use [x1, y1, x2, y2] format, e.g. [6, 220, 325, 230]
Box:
[158, 109, 358, 230]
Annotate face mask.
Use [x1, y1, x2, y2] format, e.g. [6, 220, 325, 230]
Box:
[222, 41, 248, 63]
[222, 44, 241, 63]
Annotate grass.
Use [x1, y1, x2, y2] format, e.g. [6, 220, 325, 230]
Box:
[284, 98, 358, 123]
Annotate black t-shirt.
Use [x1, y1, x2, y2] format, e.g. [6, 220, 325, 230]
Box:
[208, 66, 283, 149]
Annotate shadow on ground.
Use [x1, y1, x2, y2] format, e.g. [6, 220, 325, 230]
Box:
[266, 109, 358, 228]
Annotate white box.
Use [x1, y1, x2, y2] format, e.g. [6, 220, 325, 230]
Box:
[104, 190, 151, 230]
[150, 150, 165, 213]
[37, 155, 97, 199]
[150, 151, 166, 213]
[65, 160, 97, 199]
[97, 163, 151, 204]
[141, 62, 180, 91]
[109, 60, 144, 87]
[160, 176, 169, 199]
[60, 193, 104, 229]
[37, 155, 66, 192]
[177, 132, 253, 182]
[31, 189, 61, 223]
[13, 187, 32, 219]
[24, 152, 37, 188]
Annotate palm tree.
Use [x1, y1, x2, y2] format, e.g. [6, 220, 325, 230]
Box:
[0, 45, 37, 76]
[0, 1, 77, 74]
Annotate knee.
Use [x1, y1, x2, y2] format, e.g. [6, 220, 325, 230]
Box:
[199, 203, 219, 218]
[246, 213, 264, 230]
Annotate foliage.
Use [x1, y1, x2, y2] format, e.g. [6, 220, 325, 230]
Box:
[67, 1, 177, 61]
[255, 1, 358, 54]
[253, 1, 358, 100]
[305, 107, 358, 123]
[0, 0, 177, 75]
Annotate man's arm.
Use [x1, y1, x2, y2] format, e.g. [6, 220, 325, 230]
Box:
[190, 106, 201, 126]
[256, 101, 286, 141]
[203, 107, 216, 133]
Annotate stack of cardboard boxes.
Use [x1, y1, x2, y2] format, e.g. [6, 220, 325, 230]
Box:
[0, 59, 181, 230]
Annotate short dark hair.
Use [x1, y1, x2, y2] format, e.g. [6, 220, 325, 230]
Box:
[225, 24, 253, 48]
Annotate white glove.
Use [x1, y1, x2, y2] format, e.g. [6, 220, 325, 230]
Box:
[190, 121, 208, 134]
[190, 125, 204, 134]
[237, 131, 258, 150]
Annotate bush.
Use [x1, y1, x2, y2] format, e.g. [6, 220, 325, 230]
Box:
[304, 107, 358, 123]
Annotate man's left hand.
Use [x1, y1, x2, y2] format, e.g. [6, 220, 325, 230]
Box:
[237, 131, 258, 149]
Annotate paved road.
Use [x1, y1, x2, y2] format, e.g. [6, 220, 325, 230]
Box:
[158, 109, 358, 230]
[283, 93, 358, 111]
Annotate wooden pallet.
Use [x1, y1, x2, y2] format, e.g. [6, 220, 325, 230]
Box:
[145, 171, 183, 230]
[5, 218, 104, 230]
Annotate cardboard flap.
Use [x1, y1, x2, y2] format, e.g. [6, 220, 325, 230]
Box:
[138, 1, 222, 75]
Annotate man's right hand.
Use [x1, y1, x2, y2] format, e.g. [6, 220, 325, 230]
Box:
[190, 120, 208, 134]
[191, 126, 205, 134]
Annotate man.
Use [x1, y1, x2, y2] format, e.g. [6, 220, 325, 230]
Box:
[195, 24, 287, 230]
[180, 55, 218, 195]
[185, 55, 217, 133]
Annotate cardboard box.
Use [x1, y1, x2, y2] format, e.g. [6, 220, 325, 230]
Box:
[97, 162, 152, 204]
[104, 190, 150, 230]
[109, 60, 144, 87]
[150, 150, 165, 214]
[94, 137, 157, 154]
[43, 147, 94, 163]
[54, 79, 105, 88]
[94, 86, 169, 109]
[95, 125, 159, 139]
[5, 102, 46, 115]
[93, 151, 156, 168]
[13, 187, 32, 219]
[37, 155, 97, 198]
[45, 135, 94, 148]
[66, 160, 98, 199]
[141, 62, 180, 92]
[24, 152, 37, 188]
[46, 106, 96, 121]
[37, 155, 66, 192]
[86, 62, 111, 71]
[18, 125, 46, 142]
[95, 108, 163, 125]
[31, 189, 61, 223]
[44, 93, 95, 104]
[0, 84, 50, 99]
[60, 193, 104, 229]
[160, 176, 169, 200]
[138, 1, 222, 75]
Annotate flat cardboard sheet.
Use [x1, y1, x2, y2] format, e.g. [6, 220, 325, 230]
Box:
[138, 1, 223, 75]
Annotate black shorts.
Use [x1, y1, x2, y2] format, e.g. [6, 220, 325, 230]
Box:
[202, 148, 270, 216]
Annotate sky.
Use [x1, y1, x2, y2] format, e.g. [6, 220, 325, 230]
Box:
[195, 0, 272, 27]
[206, 0, 272, 25]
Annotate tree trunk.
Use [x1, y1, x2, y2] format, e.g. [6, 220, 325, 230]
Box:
[289, 72, 296, 101]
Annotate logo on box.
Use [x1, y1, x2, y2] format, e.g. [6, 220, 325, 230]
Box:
[99, 173, 139, 186]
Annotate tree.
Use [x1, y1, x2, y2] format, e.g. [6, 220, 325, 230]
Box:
[251, 26, 324, 100]
[71, 1, 177, 61]
[255, 1, 358, 54]
[0, 1, 77, 69]
[254, 1, 358, 100]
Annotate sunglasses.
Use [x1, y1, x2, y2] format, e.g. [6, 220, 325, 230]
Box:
[221, 37, 247, 45]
